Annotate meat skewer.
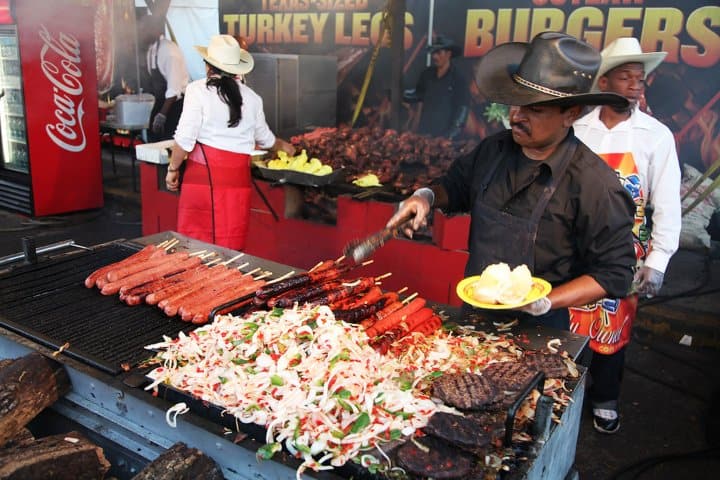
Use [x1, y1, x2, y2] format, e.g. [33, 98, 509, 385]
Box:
[185, 273, 271, 323]
[101, 253, 204, 296]
[123, 256, 223, 298]
[84, 244, 157, 288]
[189, 278, 269, 324]
[255, 259, 369, 300]
[161, 264, 252, 316]
[151, 256, 247, 307]
[120, 256, 224, 306]
[176, 268, 262, 319]
[255, 265, 347, 300]
[333, 297, 388, 323]
[365, 295, 426, 339]
[105, 248, 205, 283]
[92, 239, 180, 289]
[269, 272, 389, 309]
[177, 268, 266, 320]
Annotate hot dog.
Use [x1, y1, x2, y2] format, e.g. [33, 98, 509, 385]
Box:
[84, 244, 156, 288]
[101, 254, 198, 296]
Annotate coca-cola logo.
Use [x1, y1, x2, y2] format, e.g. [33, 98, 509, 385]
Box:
[39, 25, 86, 153]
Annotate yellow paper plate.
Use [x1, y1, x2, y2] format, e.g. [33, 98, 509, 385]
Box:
[456, 276, 552, 310]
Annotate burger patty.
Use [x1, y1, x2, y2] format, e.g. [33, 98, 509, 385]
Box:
[396, 434, 475, 479]
[422, 411, 494, 449]
[432, 372, 500, 410]
[523, 352, 573, 378]
[482, 361, 537, 391]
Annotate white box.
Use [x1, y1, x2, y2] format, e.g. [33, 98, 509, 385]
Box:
[114, 93, 155, 127]
[135, 140, 174, 164]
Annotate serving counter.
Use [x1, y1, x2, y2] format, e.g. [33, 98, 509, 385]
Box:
[137, 152, 472, 306]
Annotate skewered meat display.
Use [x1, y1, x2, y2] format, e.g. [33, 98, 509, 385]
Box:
[84, 240, 268, 324]
[290, 126, 477, 195]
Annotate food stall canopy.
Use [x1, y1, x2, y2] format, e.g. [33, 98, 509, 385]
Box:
[135, 0, 219, 81]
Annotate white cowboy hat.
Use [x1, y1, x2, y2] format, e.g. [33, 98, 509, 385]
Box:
[592, 37, 666, 89]
[194, 34, 254, 76]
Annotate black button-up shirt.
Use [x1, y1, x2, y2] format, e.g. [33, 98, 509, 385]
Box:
[439, 130, 636, 298]
[416, 64, 469, 137]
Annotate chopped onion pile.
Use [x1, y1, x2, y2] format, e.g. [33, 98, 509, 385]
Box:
[145, 305, 528, 477]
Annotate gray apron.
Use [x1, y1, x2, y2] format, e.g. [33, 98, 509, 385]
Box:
[462, 138, 579, 330]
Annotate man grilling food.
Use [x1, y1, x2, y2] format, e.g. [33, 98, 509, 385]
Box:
[386, 32, 637, 330]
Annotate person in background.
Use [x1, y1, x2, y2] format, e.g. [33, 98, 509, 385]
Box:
[387, 32, 636, 330]
[404, 35, 470, 140]
[571, 37, 682, 434]
[139, 14, 189, 141]
[165, 35, 295, 250]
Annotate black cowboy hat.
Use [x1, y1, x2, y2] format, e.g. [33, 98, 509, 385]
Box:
[474, 32, 629, 108]
[427, 35, 462, 57]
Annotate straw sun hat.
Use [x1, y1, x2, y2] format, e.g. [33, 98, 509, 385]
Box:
[194, 34, 254, 76]
[592, 37, 667, 90]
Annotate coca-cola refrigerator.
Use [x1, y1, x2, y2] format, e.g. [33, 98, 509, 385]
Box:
[0, 0, 102, 216]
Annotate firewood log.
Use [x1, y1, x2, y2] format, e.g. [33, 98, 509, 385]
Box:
[4, 428, 34, 448]
[132, 442, 224, 480]
[0, 353, 71, 446]
[0, 431, 110, 480]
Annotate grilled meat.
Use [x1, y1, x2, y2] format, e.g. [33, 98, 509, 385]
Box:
[396, 434, 474, 479]
[482, 361, 536, 391]
[432, 372, 500, 410]
[523, 352, 575, 378]
[422, 411, 494, 449]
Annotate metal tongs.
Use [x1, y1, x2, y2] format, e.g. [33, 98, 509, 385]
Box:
[343, 219, 411, 264]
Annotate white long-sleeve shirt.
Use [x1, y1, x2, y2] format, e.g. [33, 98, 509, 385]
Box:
[574, 106, 681, 273]
[147, 38, 190, 99]
[174, 78, 276, 154]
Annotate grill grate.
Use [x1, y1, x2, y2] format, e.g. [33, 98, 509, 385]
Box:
[0, 243, 194, 375]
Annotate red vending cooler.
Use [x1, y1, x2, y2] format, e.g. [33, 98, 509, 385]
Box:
[0, 0, 102, 216]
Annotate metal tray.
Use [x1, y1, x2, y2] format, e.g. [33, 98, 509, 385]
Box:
[252, 164, 346, 187]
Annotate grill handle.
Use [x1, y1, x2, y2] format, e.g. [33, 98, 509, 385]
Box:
[504, 371, 546, 447]
[0, 239, 86, 267]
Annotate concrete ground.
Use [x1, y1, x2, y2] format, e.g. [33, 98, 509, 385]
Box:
[1, 146, 719, 479]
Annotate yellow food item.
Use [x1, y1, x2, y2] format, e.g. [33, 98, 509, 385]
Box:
[265, 149, 333, 176]
[352, 173, 382, 187]
[469, 263, 534, 305]
[498, 264, 533, 304]
[315, 165, 333, 176]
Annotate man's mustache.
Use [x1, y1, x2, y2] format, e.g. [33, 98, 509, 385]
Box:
[510, 122, 530, 135]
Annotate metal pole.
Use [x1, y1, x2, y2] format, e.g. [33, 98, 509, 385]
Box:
[427, 0, 435, 67]
[390, 0, 405, 131]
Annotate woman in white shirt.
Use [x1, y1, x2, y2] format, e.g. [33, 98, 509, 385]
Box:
[165, 35, 294, 249]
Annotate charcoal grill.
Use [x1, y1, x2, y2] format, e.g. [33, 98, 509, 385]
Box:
[0, 233, 588, 480]
[0, 242, 195, 374]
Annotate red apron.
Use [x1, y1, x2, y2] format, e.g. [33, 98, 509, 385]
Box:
[177, 143, 252, 250]
[569, 152, 648, 354]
